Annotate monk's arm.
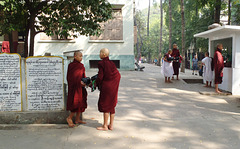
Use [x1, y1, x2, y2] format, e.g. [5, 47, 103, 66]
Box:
[96, 63, 104, 86]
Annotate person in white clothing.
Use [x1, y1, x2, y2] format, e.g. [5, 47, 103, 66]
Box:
[161, 50, 174, 83]
[202, 52, 213, 87]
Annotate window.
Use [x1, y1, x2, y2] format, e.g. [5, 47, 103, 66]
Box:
[90, 8, 123, 40]
[40, 32, 74, 40]
[89, 60, 120, 68]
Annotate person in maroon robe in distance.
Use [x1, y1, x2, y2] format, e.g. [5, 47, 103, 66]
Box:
[171, 44, 180, 80]
[1, 41, 10, 53]
[96, 48, 121, 131]
[213, 43, 224, 93]
[66, 51, 87, 127]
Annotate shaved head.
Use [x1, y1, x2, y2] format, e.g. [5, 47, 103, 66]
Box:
[74, 51, 83, 62]
[74, 51, 82, 57]
[100, 48, 109, 57]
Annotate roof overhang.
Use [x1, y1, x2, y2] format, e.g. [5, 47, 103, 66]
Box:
[194, 25, 240, 39]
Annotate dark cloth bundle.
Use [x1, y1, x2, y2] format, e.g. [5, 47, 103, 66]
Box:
[167, 57, 179, 61]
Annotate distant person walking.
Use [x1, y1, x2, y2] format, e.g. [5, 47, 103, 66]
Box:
[192, 55, 198, 75]
[171, 44, 180, 80]
[161, 50, 174, 83]
[154, 58, 158, 65]
[214, 43, 224, 93]
[202, 52, 213, 87]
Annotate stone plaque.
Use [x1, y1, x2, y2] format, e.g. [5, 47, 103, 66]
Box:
[26, 56, 64, 111]
[0, 53, 22, 111]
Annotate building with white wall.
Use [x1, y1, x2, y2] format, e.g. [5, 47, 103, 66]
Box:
[34, 0, 134, 70]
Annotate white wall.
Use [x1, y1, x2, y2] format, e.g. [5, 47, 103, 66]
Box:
[218, 68, 232, 93]
[34, 0, 134, 57]
[232, 33, 240, 95]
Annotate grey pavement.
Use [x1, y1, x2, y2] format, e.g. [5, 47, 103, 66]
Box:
[1, 63, 240, 149]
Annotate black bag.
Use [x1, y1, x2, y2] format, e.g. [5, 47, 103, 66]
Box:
[81, 77, 91, 85]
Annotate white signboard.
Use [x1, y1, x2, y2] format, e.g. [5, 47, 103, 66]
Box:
[0, 53, 22, 111]
[26, 56, 64, 111]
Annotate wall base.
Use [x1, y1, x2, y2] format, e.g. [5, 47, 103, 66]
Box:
[0, 111, 72, 124]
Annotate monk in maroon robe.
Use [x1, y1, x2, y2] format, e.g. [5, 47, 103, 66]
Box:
[66, 51, 87, 127]
[171, 44, 180, 80]
[96, 48, 121, 131]
[213, 44, 224, 93]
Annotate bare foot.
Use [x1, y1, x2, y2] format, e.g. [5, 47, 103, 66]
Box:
[108, 125, 113, 130]
[97, 126, 108, 131]
[75, 120, 86, 124]
[66, 118, 75, 128]
[204, 85, 208, 87]
[216, 90, 222, 94]
[168, 81, 173, 83]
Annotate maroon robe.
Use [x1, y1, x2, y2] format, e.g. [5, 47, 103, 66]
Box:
[96, 57, 121, 114]
[67, 59, 87, 112]
[172, 48, 180, 75]
[213, 48, 224, 84]
[1, 41, 10, 53]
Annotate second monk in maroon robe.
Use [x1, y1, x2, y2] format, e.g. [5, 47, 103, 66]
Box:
[172, 45, 180, 76]
[96, 57, 121, 114]
[214, 47, 224, 84]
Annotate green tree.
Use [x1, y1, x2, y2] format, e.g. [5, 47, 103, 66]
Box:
[0, 0, 112, 57]
[232, 0, 240, 24]
[0, 0, 27, 53]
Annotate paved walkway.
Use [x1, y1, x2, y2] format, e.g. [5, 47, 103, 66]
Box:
[1, 63, 240, 149]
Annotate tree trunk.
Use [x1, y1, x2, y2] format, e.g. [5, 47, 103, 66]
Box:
[29, 28, 36, 56]
[24, 29, 29, 58]
[180, 0, 185, 73]
[29, 13, 36, 56]
[8, 32, 14, 53]
[134, 0, 141, 63]
[147, 0, 150, 37]
[214, 0, 221, 23]
[196, 1, 198, 17]
[136, 18, 143, 63]
[158, 0, 163, 66]
[169, 0, 172, 49]
[136, 37, 141, 63]
[23, 13, 31, 58]
[228, 0, 231, 25]
[147, 0, 151, 63]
